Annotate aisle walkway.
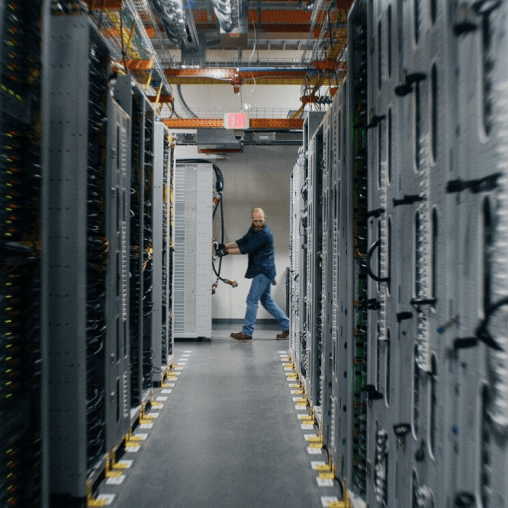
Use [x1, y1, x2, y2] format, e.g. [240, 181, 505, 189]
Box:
[96, 326, 342, 507]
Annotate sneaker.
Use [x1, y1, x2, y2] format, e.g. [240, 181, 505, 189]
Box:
[230, 331, 252, 341]
[276, 330, 289, 340]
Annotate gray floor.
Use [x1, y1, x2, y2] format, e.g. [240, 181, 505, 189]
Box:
[97, 326, 342, 507]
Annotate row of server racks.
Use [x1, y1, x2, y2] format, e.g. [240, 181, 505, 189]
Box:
[0, 3, 176, 506]
[290, 1, 508, 507]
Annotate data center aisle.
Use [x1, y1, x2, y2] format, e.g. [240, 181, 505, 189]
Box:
[98, 325, 338, 508]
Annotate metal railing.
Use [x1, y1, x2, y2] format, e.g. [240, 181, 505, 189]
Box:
[167, 57, 305, 69]
[165, 107, 302, 119]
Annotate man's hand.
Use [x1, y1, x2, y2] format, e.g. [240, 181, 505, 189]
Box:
[216, 248, 228, 257]
[214, 242, 226, 255]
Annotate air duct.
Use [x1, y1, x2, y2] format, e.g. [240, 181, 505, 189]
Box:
[215, 0, 249, 48]
[152, 0, 199, 50]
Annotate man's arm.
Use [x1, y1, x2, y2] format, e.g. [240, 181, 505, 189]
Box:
[225, 241, 241, 255]
[233, 231, 269, 254]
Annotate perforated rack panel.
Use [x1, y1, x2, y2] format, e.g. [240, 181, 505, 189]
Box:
[172, 163, 213, 339]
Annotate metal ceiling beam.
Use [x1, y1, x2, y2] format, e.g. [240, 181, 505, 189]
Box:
[193, 10, 341, 26]
[165, 68, 311, 78]
[164, 77, 313, 84]
[164, 67, 325, 84]
[189, 0, 307, 10]
[162, 118, 304, 129]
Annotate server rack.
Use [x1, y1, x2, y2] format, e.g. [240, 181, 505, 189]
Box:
[290, 111, 325, 392]
[104, 96, 131, 453]
[307, 120, 325, 420]
[315, 85, 353, 481]
[44, 15, 131, 503]
[347, 4, 369, 498]
[151, 121, 174, 382]
[289, 151, 304, 376]
[1, 1, 48, 506]
[141, 108, 155, 392]
[329, 80, 352, 483]
[114, 77, 155, 410]
[289, 1, 508, 506]
[172, 162, 213, 339]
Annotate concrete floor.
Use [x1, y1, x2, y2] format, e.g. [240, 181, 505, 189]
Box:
[96, 325, 343, 507]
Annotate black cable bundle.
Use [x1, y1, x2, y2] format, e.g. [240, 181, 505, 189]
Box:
[129, 97, 143, 405]
[350, 18, 369, 496]
[167, 146, 174, 356]
[85, 42, 108, 474]
[175, 159, 228, 286]
[142, 114, 154, 389]
[161, 136, 170, 362]
[0, 0, 43, 503]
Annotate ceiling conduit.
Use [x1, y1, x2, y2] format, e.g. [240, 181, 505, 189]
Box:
[176, 84, 199, 118]
[152, 0, 199, 50]
[211, 0, 234, 32]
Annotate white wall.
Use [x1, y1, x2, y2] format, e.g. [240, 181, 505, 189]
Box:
[175, 144, 298, 323]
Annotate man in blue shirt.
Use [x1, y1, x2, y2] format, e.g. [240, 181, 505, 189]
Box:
[216, 208, 289, 341]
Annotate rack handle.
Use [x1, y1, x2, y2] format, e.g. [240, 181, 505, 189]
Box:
[366, 240, 390, 283]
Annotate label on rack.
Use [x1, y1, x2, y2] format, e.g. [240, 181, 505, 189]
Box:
[96, 494, 115, 505]
[106, 476, 125, 485]
[116, 460, 133, 468]
[321, 496, 339, 507]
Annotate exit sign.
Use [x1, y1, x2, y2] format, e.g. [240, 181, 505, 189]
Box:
[224, 113, 249, 129]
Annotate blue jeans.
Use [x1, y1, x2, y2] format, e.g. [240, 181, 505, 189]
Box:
[242, 274, 289, 337]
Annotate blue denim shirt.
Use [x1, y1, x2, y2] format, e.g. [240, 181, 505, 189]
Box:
[236, 225, 276, 281]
